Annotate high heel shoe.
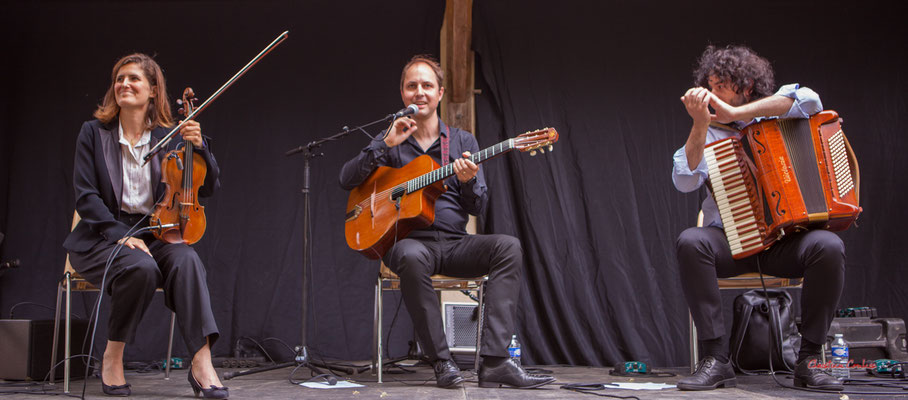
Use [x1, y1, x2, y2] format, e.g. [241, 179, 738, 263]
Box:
[187, 363, 229, 399]
[100, 368, 131, 396]
[101, 381, 131, 396]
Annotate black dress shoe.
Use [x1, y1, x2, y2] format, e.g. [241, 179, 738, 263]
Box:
[433, 359, 464, 388]
[188, 363, 229, 399]
[793, 356, 844, 391]
[101, 381, 131, 396]
[478, 358, 556, 389]
[677, 356, 736, 391]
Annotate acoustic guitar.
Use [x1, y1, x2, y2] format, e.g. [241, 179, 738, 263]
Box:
[345, 127, 559, 259]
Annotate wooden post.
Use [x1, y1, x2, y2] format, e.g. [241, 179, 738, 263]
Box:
[440, 0, 478, 232]
[440, 0, 475, 134]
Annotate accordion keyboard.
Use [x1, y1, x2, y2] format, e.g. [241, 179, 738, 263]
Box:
[827, 129, 855, 197]
[704, 138, 765, 258]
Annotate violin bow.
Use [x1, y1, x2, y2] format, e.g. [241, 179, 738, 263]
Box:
[143, 30, 289, 165]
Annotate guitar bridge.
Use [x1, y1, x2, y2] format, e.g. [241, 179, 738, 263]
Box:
[345, 205, 362, 222]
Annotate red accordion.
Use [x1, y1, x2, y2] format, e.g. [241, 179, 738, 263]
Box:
[703, 110, 862, 259]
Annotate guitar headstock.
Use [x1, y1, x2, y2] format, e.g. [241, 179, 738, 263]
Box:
[514, 127, 559, 156]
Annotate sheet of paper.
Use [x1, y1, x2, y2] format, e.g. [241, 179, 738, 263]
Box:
[300, 380, 365, 389]
[603, 382, 676, 390]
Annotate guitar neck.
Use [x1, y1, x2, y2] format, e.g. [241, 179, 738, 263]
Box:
[406, 138, 514, 194]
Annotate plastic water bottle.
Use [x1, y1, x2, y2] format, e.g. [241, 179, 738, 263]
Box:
[830, 333, 850, 380]
[507, 335, 521, 364]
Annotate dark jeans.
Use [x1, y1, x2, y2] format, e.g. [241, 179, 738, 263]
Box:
[383, 231, 522, 361]
[676, 227, 845, 346]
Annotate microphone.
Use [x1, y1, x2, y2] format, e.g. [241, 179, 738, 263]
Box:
[390, 104, 418, 119]
[150, 223, 180, 231]
[168, 153, 183, 171]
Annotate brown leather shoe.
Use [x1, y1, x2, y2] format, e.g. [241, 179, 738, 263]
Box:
[433, 359, 464, 388]
[677, 356, 736, 391]
[478, 358, 555, 389]
[793, 356, 844, 391]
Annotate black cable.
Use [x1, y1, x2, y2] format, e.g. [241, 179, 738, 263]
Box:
[287, 363, 306, 384]
[235, 336, 278, 363]
[41, 354, 101, 384]
[459, 289, 480, 303]
[78, 214, 157, 400]
[262, 337, 297, 359]
[8, 302, 82, 320]
[0, 387, 83, 398]
[754, 258, 908, 396]
[380, 202, 406, 361]
[560, 383, 641, 399]
[384, 293, 404, 359]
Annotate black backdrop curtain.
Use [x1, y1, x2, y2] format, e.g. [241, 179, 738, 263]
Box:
[472, 1, 908, 367]
[0, 0, 443, 363]
[1, 0, 906, 369]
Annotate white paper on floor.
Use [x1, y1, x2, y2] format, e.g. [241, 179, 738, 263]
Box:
[300, 380, 365, 389]
[603, 382, 677, 390]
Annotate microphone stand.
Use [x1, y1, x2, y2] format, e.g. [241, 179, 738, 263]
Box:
[224, 113, 398, 381]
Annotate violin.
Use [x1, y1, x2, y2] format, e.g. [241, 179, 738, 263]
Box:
[150, 87, 207, 244]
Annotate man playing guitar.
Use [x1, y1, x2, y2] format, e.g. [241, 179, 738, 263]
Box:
[339, 55, 555, 389]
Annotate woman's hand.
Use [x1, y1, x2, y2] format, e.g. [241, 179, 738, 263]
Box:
[179, 120, 204, 147]
[118, 236, 152, 257]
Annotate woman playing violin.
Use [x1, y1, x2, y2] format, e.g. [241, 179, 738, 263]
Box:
[63, 53, 227, 398]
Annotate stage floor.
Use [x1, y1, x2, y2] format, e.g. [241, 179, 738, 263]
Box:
[2, 363, 901, 399]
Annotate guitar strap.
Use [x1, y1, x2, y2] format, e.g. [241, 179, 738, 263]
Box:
[440, 124, 450, 166]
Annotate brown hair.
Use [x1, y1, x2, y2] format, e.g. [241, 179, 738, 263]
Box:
[93, 53, 174, 130]
[693, 45, 775, 102]
[400, 54, 444, 89]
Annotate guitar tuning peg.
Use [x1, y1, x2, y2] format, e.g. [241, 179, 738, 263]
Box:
[539, 148, 545, 154]
[176, 99, 183, 105]
[548, 145, 554, 151]
[178, 108, 184, 114]
[530, 150, 537, 156]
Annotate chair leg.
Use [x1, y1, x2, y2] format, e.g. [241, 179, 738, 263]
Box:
[372, 279, 378, 375]
[375, 276, 383, 384]
[474, 281, 485, 372]
[64, 273, 72, 393]
[50, 281, 65, 384]
[165, 312, 175, 379]
[689, 311, 698, 374]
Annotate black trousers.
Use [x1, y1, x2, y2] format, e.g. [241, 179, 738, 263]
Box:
[383, 231, 522, 362]
[68, 225, 218, 356]
[676, 227, 845, 346]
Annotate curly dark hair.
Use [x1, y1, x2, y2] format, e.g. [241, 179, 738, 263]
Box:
[694, 45, 775, 102]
